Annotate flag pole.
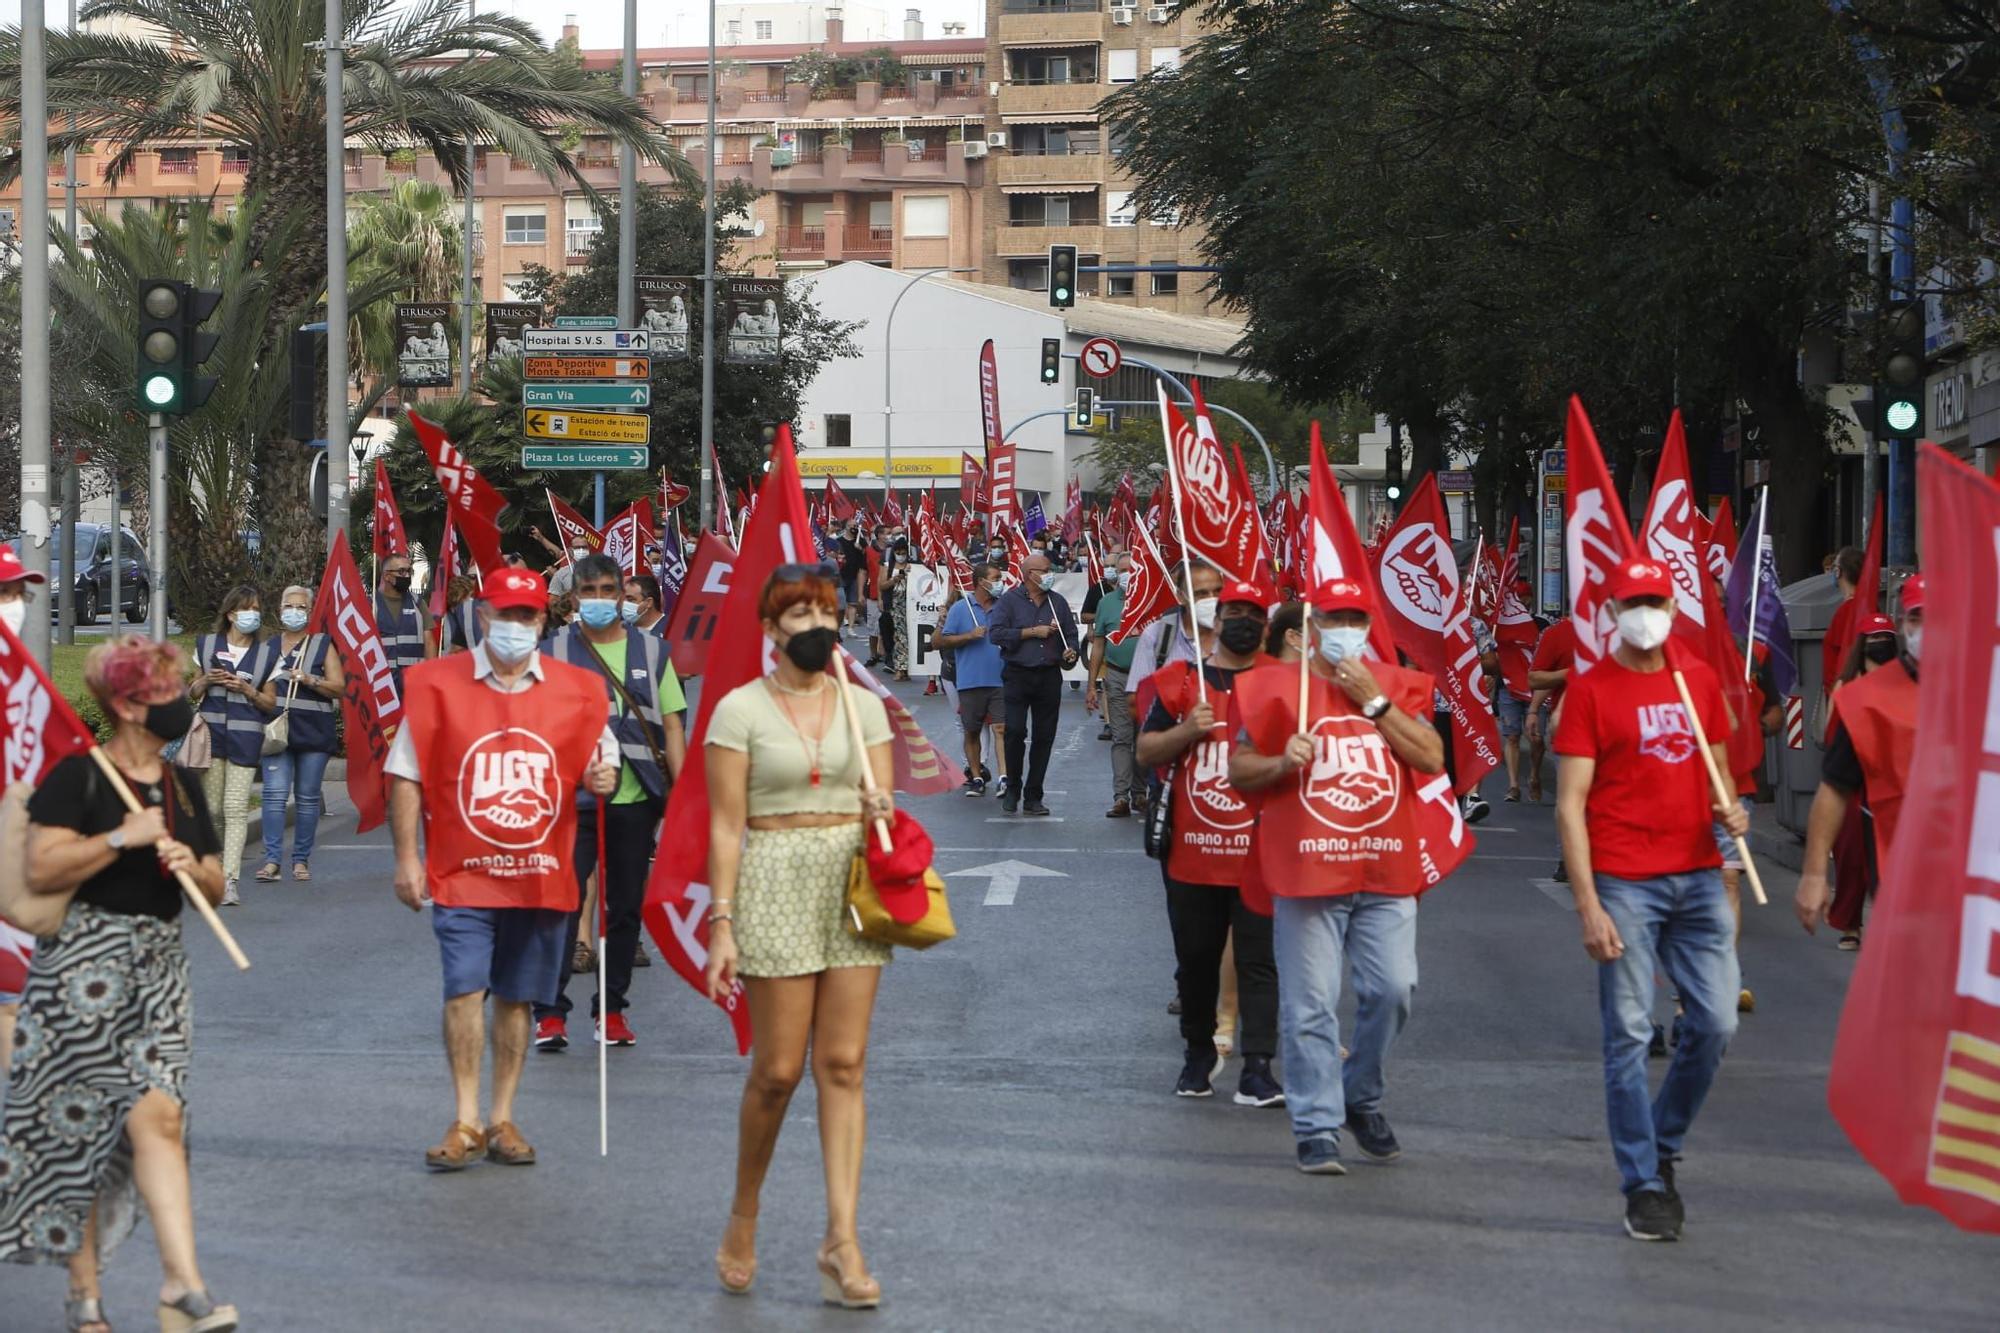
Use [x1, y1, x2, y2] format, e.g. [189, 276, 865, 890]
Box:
[595, 801, 608, 1156]
[86, 748, 250, 970]
[1742, 487, 1769, 685]
[1155, 383, 1207, 708]
[1668, 668, 1769, 906]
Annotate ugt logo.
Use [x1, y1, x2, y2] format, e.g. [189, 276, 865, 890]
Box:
[1301, 715, 1400, 833]
[457, 729, 561, 849]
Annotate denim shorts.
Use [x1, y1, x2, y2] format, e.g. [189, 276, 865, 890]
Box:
[1712, 796, 1753, 870]
[1497, 692, 1528, 738]
[432, 906, 571, 1004]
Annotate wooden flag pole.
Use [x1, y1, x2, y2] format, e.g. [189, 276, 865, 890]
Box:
[85, 747, 250, 970]
[1668, 670, 1768, 906]
[831, 652, 895, 854]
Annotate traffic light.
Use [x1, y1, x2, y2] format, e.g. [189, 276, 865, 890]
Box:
[1040, 337, 1061, 384]
[1877, 298, 1925, 439]
[134, 278, 221, 416]
[1048, 245, 1077, 309]
[1074, 386, 1094, 428]
[1384, 439, 1404, 502]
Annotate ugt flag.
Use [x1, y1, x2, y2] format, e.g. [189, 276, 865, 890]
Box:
[1723, 488, 1798, 697]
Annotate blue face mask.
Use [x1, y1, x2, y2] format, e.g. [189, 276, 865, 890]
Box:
[619, 600, 640, 625]
[1318, 626, 1369, 663]
[233, 610, 262, 635]
[279, 607, 309, 632]
[577, 597, 620, 630]
[485, 619, 539, 664]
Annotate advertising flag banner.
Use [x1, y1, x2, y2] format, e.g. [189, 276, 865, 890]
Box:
[978, 339, 1003, 459]
[1563, 397, 1639, 676]
[309, 541, 403, 833]
[1828, 445, 2000, 1234]
[721, 277, 782, 366]
[636, 275, 695, 361]
[482, 301, 540, 366]
[372, 458, 408, 567]
[394, 301, 455, 388]
[988, 444, 1019, 531]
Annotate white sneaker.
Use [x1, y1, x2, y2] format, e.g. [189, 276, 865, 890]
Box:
[220, 881, 241, 907]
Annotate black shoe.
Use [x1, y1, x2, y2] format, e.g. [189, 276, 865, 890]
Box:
[1001, 791, 1019, 814]
[1553, 860, 1569, 883]
[1344, 1108, 1402, 1161]
[1624, 1188, 1681, 1241]
[993, 776, 1013, 799]
[1296, 1136, 1347, 1175]
[1462, 793, 1491, 825]
[979, 763, 993, 784]
[1098, 725, 1113, 741]
[633, 939, 652, 968]
[1658, 1158, 1686, 1227]
[1648, 1022, 1667, 1059]
[1023, 800, 1051, 816]
[1175, 1052, 1215, 1098]
[1234, 1057, 1285, 1108]
[1167, 994, 1183, 1016]
[962, 776, 987, 798]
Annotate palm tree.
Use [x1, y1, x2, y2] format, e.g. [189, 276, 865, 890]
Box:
[347, 177, 464, 384]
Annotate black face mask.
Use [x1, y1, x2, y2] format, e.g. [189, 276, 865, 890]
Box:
[389, 575, 412, 594]
[1218, 618, 1266, 655]
[143, 697, 195, 742]
[783, 626, 838, 673]
[1862, 636, 1900, 666]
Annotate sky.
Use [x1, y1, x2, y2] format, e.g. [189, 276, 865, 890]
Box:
[0, 1, 990, 46]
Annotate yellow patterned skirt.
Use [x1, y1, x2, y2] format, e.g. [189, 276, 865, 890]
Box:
[736, 823, 894, 977]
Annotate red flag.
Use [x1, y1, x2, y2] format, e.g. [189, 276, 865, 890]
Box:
[660, 468, 692, 513]
[1062, 475, 1084, 544]
[960, 451, 988, 513]
[825, 476, 857, 524]
[1562, 397, 1638, 676]
[409, 410, 506, 577]
[988, 444, 1019, 532]
[1306, 422, 1398, 661]
[659, 531, 736, 676]
[1083, 532, 1104, 587]
[1001, 523, 1031, 584]
[1471, 540, 1501, 625]
[308, 540, 403, 833]
[882, 489, 905, 527]
[1706, 495, 1739, 582]
[1114, 471, 1137, 512]
[838, 649, 961, 797]
[372, 458, 407, 567]
[0, 617, 97, 994]
[977, 338, 1004, 460]
[1640, 411, 1714, 646]
[1374, 474, 1500, 792]
[546, 489, 603, 556]
[713, 455, 737, 545]
[428, 513, 460, 651]
[603, 498, 653, 577]
[1111, 517, 1178, 645]
[1161, 381, 1268, 590]
[1494, 518, 1536, 701]
[1828, 445, 2000, 1234]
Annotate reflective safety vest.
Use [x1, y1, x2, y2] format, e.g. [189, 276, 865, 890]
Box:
[194, 634, 279, 767]
[1149, 660, 1252, 886]
[400, 652, 609, 910]
[374, 593, 426, 686]
[544, 624, 676, 806]
[1830, 658, 1917, 867]
[269, 633, 338, 754]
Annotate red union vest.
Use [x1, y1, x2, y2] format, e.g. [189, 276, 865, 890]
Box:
[1830, 658, 1917, 866]
[401, 652, 611, 910]
[1230, 658, 1471, 898]
[1151, 661, 1254, 885]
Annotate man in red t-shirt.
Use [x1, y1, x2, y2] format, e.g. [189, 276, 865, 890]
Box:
[1555, 557, 1748, 1243]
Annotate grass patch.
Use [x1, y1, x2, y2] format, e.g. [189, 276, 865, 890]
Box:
[48, 634, 198, 741]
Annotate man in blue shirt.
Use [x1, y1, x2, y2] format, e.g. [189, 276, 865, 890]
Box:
[986, 551, 1081, 815]
[935, 560, 1008, 797]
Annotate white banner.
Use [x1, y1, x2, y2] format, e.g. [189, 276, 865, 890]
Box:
[904, 566, 1091, 684]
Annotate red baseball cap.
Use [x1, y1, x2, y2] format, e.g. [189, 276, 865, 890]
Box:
[1308, 579, 1372, 615]
[1607, 557, 1673, 603]
[1899, 573, 1925, 614]
[1855, 611, 1896, 637]
[1218, 579, 1268, 610]
[0, 544, 48, 585]
[480, 566, 549, 612]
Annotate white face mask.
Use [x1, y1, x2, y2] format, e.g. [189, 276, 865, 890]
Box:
[1615, 605, 1672, 652]
[0, 601, 23, 636]
[1118, 570, 1135, 595]
[280, 607, 309, 632]
[1318, 626, 1369, 663]
[1902, 624, 1922, 662]
[1192, 596, 1219, 631]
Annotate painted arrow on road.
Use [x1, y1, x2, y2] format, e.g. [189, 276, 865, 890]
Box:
[948, 860, 1068, 907]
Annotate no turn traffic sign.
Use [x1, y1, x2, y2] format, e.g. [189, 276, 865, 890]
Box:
[1079, 336, 1122, 379]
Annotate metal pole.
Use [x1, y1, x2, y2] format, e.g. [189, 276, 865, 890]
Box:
[54, 0, 77, 645]
[1861, 181, 1881, 548]
[460, 0, 476, 396]
[20, 0, 52, 666]
[324, 0, 349, 550]
[607, 0, 636, 531]
[883, 267, 962, 500]
[1091, 352, 1279, 495]
[698, 0, 718, 534]
[148, 415, 168, 637]
[107, 461, 119, 630]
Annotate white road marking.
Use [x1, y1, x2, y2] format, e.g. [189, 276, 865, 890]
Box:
[944, 859, 1070, 906]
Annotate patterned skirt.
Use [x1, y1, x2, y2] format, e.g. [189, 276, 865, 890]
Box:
[0, 903, 191, 1267]
[736, 824, 893, 978]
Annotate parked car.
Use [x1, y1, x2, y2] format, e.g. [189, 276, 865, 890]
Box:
[0, 523, 152, 624]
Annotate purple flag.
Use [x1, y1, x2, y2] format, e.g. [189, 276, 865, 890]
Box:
[1723, 489, 1798, 696]
[655, 508, 688, 623]
[1022, 493, 1049, 539]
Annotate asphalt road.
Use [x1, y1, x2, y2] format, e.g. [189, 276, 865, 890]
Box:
[5, 672, 1997, 1331]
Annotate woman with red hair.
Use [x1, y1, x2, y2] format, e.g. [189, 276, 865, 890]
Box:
[703, 563, 896, 1309]
[0, 636, 237, 1332]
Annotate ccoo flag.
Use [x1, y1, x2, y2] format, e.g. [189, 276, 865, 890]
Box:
[1723, 488, 1798, 697]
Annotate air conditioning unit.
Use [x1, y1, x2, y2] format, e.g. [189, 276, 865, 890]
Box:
[987, 132, 1009, 148]
[1147, 5, 1170, 21]
[962, 139, 988, 158]
[1111, 8, 1133, 23]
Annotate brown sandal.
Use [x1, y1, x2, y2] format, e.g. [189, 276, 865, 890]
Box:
[485, 1120, 537, 1166]
[424, 1121, 485, 1171]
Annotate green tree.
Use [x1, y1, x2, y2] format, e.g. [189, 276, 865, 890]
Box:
[347, 178, 464, 383]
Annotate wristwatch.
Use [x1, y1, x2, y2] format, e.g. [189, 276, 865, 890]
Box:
[1362, 694, 1392, 721]
[108, 829, 128, 851]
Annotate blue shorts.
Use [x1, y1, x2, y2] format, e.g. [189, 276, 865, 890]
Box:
[1712, 797, 1753, 870]
[1497, 692, 1529, 738]
[432, 906, 570, 1004]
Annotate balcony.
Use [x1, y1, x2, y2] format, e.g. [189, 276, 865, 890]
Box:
[998, 81, 1106, 119]
[157, 155, 200, 176]
[843, 224, 893, 258]
[994, 220, 1103, 256]
[998, 4, 1104, 46]
[778, 224, 826, 257]
[996, 150, 1102, 187]
[220, 155, 250, 175]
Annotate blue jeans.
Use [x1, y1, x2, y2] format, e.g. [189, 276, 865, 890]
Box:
[1272, 893, 1418, 1143]
[1595, 870, 1740, 1195]
[259, 748, 332, 867]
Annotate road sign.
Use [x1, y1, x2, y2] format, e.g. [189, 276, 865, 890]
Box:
[523, 382, 652, 409]
[553, 315, 618, 329]
[523, 356, 649, 380]
[522, 327, 649, 354]
[521, 445, 650, 471]
[523, 408, 651, 444]
[1437, 470, 1475, 491]
[1079, 336, 1122, 379]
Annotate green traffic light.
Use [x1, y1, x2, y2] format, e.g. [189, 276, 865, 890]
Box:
[1886, 399, 1919, 433]
[143, 374, 178, 407]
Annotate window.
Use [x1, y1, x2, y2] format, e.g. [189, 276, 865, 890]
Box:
[826, 414, 852, 448]
[755, 19, 773, 38]
[1105, 266, 1136, 297]
[1010, 259, 1050, 292]
[503, 210, 547, 244]
[1106, 191, 1138, 227]
[1151, 46, 1181, 72]
[1151, 271, 1179, 296]
[1150, 204, 1180, 226]
[671, 74, 709, 99]
[1107, 49, 1139, 83]
[868, 198, 893, 227]
[902, 195, 949, 238]
[1108, 123, 1133, 159]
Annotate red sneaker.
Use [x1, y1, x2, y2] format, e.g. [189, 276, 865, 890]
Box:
[533, 1016, 568, 1051]
[598, 1013, 637, 1047]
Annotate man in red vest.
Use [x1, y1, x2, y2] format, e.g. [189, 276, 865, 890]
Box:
[1555, 557, 1748, 1243]
[1229, 579, 1444, 1175]
[1795, 573, 1923, 936]
[1137, 577, 1280, 1108]
[387, 567, 616, 1172]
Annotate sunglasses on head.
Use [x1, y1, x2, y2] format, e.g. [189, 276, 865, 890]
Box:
[774, 561, 839, 582]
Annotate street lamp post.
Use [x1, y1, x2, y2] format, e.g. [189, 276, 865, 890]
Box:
[882, 266, 976, 501]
